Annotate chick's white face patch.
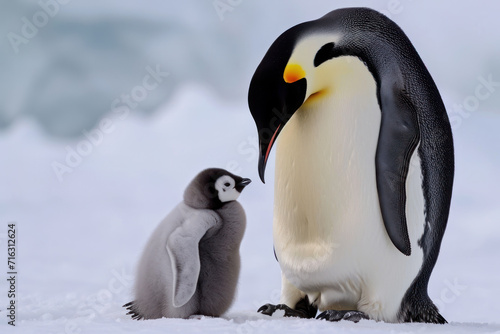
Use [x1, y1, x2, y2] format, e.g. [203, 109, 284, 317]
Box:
[215, 175, 240, 202]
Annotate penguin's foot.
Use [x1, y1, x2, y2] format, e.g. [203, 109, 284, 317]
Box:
[398, 296, 447, 324]
[258, 296, 317, 318]
[316, 310, 368, 323]
[123, 301, 144, 320]
[258, 303, 308, 318]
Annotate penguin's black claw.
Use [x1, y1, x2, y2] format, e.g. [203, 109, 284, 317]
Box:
[123, 301, 144, 320]
[316, 310, 368, 323]
[122, 301, 133, 308]
[258, 303, 282, 316]
[257, 303, 290, 316]
[257, 304, 298, 317]
[258, 301, 316, 318]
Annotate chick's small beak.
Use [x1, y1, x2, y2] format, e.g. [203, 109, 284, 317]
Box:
[237, 178, 252, 188]
[235, 178, 252, 193]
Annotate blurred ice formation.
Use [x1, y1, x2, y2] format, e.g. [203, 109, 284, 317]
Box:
[0, 1, 498, 138]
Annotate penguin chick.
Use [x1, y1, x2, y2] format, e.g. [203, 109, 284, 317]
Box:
[124, 168, 251, 320]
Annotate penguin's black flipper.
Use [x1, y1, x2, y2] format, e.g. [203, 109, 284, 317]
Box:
[123, 301, 144, 320]
[375, 83, 420, 256]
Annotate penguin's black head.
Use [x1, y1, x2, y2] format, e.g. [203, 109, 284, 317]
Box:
[248, 24, 308, 183]
[184, 168, 251, 210]
[248, 8, 398, 183]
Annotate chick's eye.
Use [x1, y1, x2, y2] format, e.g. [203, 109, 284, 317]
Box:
[224, 182, 230, 187]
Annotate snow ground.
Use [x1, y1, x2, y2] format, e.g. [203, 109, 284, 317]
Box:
[1, 86, 499, 333]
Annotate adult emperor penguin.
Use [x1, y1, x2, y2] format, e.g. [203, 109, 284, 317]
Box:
[124, 168, 251, 319]
[248, 8, 454, 323]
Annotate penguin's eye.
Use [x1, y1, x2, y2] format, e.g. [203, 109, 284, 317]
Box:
[314, 42, 336, 67]
[224, 182, 230, 187]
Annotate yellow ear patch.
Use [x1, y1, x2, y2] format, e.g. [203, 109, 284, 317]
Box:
[283, 63, 306, 83]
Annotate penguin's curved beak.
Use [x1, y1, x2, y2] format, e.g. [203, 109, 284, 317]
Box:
[249, 61, 307, 183]
[258, 124, 282, 183]
[257, 64, 308, 183]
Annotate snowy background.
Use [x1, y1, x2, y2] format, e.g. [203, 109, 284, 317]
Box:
[1, 0, 499, 333]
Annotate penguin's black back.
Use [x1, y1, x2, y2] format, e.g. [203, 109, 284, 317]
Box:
[316, 8, 454, 322]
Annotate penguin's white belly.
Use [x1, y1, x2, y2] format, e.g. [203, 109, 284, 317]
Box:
[273, 57, 426, 322]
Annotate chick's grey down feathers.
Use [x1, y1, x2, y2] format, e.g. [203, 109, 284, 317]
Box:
[125, 168, 248, 319]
